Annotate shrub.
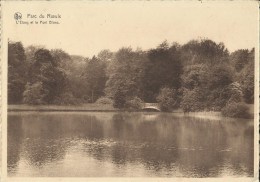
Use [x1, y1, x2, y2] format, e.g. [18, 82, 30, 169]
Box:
[221, 102, 251, 118]
[53, 92, 81, 105]
[113, 89, 126, 109]
[23, 82, 48, 105]
[207, 64, 233, 89]
[125, 97, 144, 110]
[156, 87, 179, 112]
[181, 88, 205, 112]
[96, 97, 113, 104]
[206, 88, 225, 111]
[202, 82, 243, 111]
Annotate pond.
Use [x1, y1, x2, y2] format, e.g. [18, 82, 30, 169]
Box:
[8, 112, 254, 177]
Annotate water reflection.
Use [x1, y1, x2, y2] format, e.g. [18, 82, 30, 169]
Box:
[8, 112, 253, 177]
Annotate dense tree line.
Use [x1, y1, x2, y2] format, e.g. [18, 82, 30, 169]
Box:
[8, 39, 254, 114]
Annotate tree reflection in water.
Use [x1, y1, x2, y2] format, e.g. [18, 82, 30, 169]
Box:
[8, 112, 253, 177]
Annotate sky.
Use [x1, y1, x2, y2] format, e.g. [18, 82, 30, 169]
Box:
[3, 1, 259, 57]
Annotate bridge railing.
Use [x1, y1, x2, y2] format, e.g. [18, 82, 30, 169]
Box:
[144, 103, 159, 107]
[142, 103, 160, 111]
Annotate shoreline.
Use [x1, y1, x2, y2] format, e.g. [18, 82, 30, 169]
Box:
[8, 104, 218, 115]
[8, 104, 119, 112]
[8, 104, 186, 113]
[8, 104, 254, 119]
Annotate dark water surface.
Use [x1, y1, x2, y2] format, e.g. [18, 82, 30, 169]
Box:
[8, 112, 254, 177]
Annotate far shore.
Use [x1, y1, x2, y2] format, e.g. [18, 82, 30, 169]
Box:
[8, 104, 254, 119]
[8, 104, 119, 112]
[8, 104, 184, 113]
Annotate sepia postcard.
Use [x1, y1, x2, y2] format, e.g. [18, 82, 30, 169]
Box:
[0, 1, 259, 182]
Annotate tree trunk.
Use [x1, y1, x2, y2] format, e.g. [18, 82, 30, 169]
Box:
[91, 90, 94, 103]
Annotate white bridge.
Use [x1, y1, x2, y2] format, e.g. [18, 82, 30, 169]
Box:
[142, 103, 160, 111]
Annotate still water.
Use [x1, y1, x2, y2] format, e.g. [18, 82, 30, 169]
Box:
[8, 112, 254, 177]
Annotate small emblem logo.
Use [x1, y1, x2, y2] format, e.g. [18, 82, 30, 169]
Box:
[14, 12, 22, 20]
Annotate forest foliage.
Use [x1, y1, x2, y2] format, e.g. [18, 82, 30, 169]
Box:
[8, 39, 254, 116]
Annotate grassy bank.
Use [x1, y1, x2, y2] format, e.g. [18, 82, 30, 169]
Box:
[8, 104, 254, 119]
[8, 104, 118, 112]
[8, 104, 179, 113]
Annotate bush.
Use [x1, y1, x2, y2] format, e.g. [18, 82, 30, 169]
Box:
[181, 88, 205, 112]
[156, 87, 180, 112]
[23, 82, 48, 105]
[125, 97, 144, 110]
[53, 92, 81, 105]
[96, 97, 113, 104]
[206, 88, 225, 111]
[113, 89, 126, 109]
[221, 102, 251, 118]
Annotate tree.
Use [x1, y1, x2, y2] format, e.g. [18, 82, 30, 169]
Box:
[142, 41, 183, 102]
[8, 41, 27, 104]
[113, 88, 126, 109]
[67, 55, 89, 100]
[181, 64, 207, 90]
[221, 102, 251, 119]
[206, 64, 233, 90]
[207, 82, 243, 111]
[25, 45, 44, 66]
[53, 92, 80, 105]
[222, 82, 243, 104]
[51, 49, 73, 70]
[97, 49, 113, 62]
[125, 97, 144, 110]
[82, 56, 107, 102]
[181, 39, 229, 66]
[181, 63, 234, 111]
[25, 48, 66, 104]
[238, 49, 254, 103]
[23, 82, 48, 104]
[230, 49, 250, 72]
[105, 47, 146, 99]
[181, 88, 206, 112]
[156, 87, 179, 112]
[9, 38, 254, 114]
